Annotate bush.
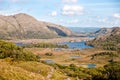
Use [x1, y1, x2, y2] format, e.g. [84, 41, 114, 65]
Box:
[24, 43, 68, 48]
[0, 40, 38, 61]
[104, 62, 120, 80]
[45, 52, 53, 56]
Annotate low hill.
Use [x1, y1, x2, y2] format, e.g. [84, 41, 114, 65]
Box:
[0, 13, 73, 39]
[88, 27, 120, 52]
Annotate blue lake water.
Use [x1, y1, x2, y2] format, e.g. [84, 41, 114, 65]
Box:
[15, 41, 93, 49]
[87, 64, 96, 68]
[70, 56, 80, 59]
[59, 41, 93, 49]
[15, 43, 25, 46]
[44, 60, 55, 64]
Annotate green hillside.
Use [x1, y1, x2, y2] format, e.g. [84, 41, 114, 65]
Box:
[0, 40, 120, 80]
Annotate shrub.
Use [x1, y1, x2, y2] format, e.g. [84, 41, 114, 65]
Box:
[45, 52, 53, 56]
[24, 43, 68, 48]
[0, 40, 38, 61]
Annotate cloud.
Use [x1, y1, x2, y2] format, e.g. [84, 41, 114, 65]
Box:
[11, 0, 27, 3]
[69, 19, 79, 24]
[98, 19, 107, 23]
[113, 13, 120, 19]
[85, 2, 120, 6]
[62, 0, 78, 3]
[50, 11, 57, 17]
[0, 8, 23, 16]
[0, 11, 9, 16]
[62, 5, 84, 16]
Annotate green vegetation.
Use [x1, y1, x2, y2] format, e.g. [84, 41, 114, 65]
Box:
[91, 51, 118, 60]
[24, 43, 68, 48]
[0, 40, 120, 80]
[88, 35, 120, 52]
[15, 61, 52, 76]
[0, 59, 48, 80]
[104, 62, 120, 80]
[45, 52, 53, 56]
[49, 62, 120, 80]
[0, 40, 38, 61]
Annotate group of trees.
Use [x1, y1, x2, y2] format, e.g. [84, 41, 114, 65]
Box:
[49, 62, 120, 80]
[45, 52, 53, 56]
[24, 43, 68, 48]
[88, 35, 120, 53]
[91, 51, 118, 60]
[0, 40, 39, 61]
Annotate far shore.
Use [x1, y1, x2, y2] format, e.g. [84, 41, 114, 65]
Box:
[6, 37, 94, 44]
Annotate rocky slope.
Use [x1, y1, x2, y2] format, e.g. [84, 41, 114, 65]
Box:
[0, 13, 73, 39]
[88, 27, 120, 52]
[94, 27, 120, 40]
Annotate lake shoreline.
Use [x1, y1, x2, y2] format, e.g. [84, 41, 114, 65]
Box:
[7, 37, 94, 44]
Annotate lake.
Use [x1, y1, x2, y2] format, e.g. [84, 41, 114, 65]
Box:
[15, 41, 93, 49]
[88, 64, 96, 68]
[44, 60, 55, 64]
[59, 41, 93, 49]
[15, 43, 25, 46]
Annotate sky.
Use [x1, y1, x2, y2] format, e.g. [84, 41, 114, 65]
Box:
[0, 0, 120, 28]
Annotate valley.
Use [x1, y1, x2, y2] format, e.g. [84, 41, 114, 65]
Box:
[0, 13, 120, 80]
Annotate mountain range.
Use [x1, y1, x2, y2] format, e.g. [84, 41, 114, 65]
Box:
[69, 27, 100, 33]
[0, 13, 73, 39]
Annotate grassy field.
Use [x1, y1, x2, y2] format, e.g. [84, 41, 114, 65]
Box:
[26, 48, 120, 68]
[0, 59, 45, 80]
[0, 58, 74, 80]
[0, 40, 120, 80]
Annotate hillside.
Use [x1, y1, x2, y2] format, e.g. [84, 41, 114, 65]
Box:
[0, 13, 73, 39]
[88, 27, 120, 52]
[0, 39, 120, 80]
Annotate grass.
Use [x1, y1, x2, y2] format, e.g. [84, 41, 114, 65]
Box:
[51, 70, 71, 80]
[29, 48, 117, 67]
[0, 59, 45, 80]
[14, 61, 52, 76]
[0, 58, 77, 80]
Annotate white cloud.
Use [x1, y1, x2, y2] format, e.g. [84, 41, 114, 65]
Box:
[69, 19, 79, 24]
[62, 0, 78, 3]
[113, 13, 120, 19]
[98, 19, 107, 23]
[0, 8, 23, 16]
[62, 5, 84, 16]
[0, 11, 9, 16]
[11, 0, 27, 3]
[50, 11, 57, 16]
[59, 19, 64, 22]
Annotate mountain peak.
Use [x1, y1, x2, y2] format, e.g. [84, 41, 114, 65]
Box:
[0, 13, 73, 39]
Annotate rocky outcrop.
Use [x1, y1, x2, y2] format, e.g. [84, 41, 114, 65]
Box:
[94, 27, 120, 40]
[88, 27, 120, 51]
[0, 13, 73, 39]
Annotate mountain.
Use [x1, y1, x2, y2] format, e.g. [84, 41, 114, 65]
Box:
[88, 27, 120, 52]
[0, 13, 73, 39]
[69, 27, 100, 33]
[94, 27, 120, 40]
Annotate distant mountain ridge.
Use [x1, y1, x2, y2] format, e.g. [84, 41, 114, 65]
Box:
[69, 27, 100, 33]
[0, 13, 73, 39]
